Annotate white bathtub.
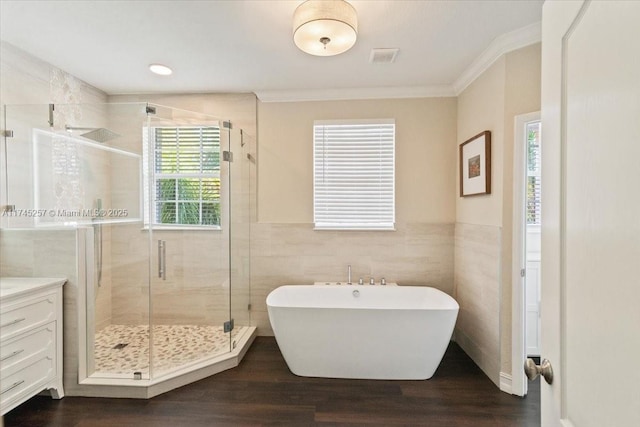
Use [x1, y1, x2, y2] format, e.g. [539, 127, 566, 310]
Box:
[266, 285, 459, 380]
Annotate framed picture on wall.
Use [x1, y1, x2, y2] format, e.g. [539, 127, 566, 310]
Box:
[459, 130, 491, 197]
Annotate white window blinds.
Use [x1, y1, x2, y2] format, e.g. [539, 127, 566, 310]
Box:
[526, 121, 541, 226]
[313, 120, 395, 230]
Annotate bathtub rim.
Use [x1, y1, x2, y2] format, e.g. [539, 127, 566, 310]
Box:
[266, 284, 459, 311]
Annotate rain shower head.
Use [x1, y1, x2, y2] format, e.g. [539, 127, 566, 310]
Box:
[65, 125, 120, 143]
[80, 128, 120, 143]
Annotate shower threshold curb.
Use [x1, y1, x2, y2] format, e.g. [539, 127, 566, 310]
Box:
[76, 326, 256, 399]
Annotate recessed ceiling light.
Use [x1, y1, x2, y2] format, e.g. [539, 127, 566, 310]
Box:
[149, 64, 172, 76]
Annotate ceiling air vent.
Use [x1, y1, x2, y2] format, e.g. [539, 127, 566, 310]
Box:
[369, 48, 399, 64]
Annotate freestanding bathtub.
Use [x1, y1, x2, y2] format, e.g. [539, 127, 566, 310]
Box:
[266, 284, 459, 380]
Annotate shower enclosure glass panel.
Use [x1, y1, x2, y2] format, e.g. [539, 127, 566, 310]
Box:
[1, 103, 153, 380]
[229, 128, 253, 346]
[31, 128, 141, 227]
[2, 103, 49, 229]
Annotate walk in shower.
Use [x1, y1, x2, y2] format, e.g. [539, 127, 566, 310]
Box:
[1, 102, 255, 395]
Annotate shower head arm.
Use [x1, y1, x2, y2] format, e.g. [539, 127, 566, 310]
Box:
[65, 125, 98, 131]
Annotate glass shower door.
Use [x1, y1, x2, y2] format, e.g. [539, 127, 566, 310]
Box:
[147, 105, 231, 378]
[86, 102, 151, 380]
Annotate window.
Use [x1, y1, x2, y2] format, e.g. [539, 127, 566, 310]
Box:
[313, 120, 395, 230]
[145, 126, 221, 228]
[526, 121, 541, 225]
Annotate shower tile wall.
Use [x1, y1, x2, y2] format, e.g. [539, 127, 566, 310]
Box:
[110, 229, 230, 325]
[250, 221, 455, 335]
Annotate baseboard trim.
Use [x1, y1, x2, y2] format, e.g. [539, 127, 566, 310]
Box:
[499, 372, 513, 394]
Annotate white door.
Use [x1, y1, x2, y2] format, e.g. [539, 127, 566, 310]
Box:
[540, 1, 640, 426]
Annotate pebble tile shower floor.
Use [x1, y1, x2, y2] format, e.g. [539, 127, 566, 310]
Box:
[93, 324, 248, 376]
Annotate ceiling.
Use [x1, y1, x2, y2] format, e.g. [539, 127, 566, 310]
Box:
[0, 1, 543, 99]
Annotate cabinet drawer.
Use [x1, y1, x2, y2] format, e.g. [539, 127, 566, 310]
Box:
[0, 324, 55, 376]
[0, 293, 57, 341]
[0, 355, 55, 408]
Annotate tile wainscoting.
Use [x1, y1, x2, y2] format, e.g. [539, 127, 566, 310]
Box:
[454, 222, 502, 386]
[0, 222, 502, 390]
[249, 222, 455, 336]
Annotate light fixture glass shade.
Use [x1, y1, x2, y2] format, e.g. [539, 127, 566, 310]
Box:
[293, 0, 358, 56]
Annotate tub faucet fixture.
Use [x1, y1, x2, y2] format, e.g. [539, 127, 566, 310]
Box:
[347, 265, 352, 285]
[369, 277, 375, 285]
[381, 278, 386, 286]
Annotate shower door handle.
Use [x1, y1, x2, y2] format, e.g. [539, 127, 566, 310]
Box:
[158, 240, 166, 280]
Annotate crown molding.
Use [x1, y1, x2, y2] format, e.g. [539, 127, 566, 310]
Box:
[255, 85, 456, 103]
[257, 22, 540, 103]
[452, 21, 542, 95]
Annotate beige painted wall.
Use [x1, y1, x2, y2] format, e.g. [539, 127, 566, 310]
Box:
[455, 43, 541, 386]
[456, 57, 506, 227]
[258, 97, 457, 224]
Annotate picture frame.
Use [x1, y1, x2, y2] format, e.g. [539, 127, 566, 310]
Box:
[459, 130, 491, 197]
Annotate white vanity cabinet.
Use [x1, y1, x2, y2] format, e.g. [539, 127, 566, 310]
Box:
[0, 277, 65, 415]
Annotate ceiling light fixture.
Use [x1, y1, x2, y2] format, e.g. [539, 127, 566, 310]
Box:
[293, 0, 358, 57]
[149, 64, 173, 76]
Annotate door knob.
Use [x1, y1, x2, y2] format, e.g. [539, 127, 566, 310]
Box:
[524, 358, 554, 385]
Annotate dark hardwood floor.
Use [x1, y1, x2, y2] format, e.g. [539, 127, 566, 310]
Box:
[3, 337, 540, 426]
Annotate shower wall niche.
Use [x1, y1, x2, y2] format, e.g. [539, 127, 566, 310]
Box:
[0, 102, 255, 396]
